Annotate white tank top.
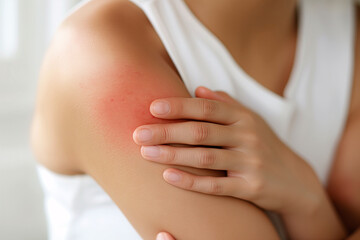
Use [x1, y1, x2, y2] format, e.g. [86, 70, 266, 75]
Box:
[37, 0, 355, 239]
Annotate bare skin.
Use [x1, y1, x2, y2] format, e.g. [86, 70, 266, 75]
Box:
[31, 0, 280, 239]
[31, 0, 360, 239]
[182, 0, 298, 96]
[147, 0, 360, 238]
[137, 87, 345, 239]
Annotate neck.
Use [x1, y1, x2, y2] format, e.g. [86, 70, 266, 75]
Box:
[184, 0, 298, 96]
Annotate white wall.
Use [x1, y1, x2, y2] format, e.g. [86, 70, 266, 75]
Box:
[0, 0, 81, 239]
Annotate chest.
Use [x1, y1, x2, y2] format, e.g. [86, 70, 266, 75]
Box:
[150, 0, 356, 183]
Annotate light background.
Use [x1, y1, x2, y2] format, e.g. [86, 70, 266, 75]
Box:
[0, 0, 81, 239]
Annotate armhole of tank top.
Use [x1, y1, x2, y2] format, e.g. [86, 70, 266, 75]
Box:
[129, 0, 192, 88]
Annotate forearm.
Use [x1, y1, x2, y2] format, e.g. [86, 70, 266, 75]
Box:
[346, 227, 360, 240]
[282, 190, 346, 240]
[277, 148, 347, 239]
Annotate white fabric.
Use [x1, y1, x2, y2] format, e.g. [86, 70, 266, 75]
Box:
[38, 166, 141, 240]
[37, 0, 356, 239]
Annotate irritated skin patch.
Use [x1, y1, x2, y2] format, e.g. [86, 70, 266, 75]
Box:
[78, 64, 186, 150]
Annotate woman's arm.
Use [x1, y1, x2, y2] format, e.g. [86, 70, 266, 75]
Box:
[135, 88, 347, 240]
[347, 228, 360, 240]
[327, 109, 360, 232]
[152, 8, 360, 238]
[31, 1, 279, 239]
[327, 7, 360, 233]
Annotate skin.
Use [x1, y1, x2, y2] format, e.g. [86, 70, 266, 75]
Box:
[31, 0, 280, 239]
[133, 0, 360, 239]
[183, 0, 297, 94]
[326, 7, 360, 233]
[80, 64, 186, 148]
[347, 228, 360, 240]
[31, 0, 360, 238]
[136, 87, 346, 239]
[149, 9, 360, 240]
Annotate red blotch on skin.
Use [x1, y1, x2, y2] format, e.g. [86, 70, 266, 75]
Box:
[79, 65, 186, 150]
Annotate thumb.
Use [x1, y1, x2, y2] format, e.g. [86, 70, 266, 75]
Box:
[156, 232, 176, 240]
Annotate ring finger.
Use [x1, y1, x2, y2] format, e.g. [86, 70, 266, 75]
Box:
[141, 145, 243, 171]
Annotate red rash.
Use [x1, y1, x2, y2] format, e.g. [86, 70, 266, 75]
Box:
[79, 65, 187, 149]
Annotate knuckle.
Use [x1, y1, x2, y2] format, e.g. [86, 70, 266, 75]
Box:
[165, 147, 177, 164]
[234, 127, 244, 142]
[186, 177, 196, 190]
[197, 150, 216, 168]
[245, 132, 261, 149]
[160, 126, 172, 142]
[200, 99, 217, 118]
[249, 178, 265, 199]
[240, 170, 264, 200]
[251, 157, 264, 171]
[208, 179, 223, 194]
[242, 111, 257, 127]
[192, 123, 210, 144]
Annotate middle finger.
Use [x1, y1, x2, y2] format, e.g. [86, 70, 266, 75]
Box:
[133, 121, 239, 147]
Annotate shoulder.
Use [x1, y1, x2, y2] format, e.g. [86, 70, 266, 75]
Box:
[44, 0, 179, 91]
[31, 0, 185, 174]
[48, 0, 157, 71]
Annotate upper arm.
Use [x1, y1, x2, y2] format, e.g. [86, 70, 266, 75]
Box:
[77, 64, 278, 239]
[327, 7, 360, 231]
[32, 1, 279, 239]
[328, 111, 360, 231]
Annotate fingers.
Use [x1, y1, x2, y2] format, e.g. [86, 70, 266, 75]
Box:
[156, 232, 175, 240]
[133, 121, 239, 147]
[195, 86, 241, 106]
[141, 145, 243, 171]
[150, 97, 241, 125]
[162, 168, 245, 197]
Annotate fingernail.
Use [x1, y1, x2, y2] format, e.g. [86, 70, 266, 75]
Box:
[164, 171, 181, 182]
[151, 101, 170, 115]
[141, 146, 160, 159]
[135, 128, 153, 142]
[156, 233, 167, 240]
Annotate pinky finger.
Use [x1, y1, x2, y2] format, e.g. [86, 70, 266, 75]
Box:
[162, 168, 242, 197]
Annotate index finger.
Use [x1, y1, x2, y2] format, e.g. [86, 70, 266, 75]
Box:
[150, 97, 241, 125]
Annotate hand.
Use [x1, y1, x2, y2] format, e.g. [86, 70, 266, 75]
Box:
[133, 86, 323, 215]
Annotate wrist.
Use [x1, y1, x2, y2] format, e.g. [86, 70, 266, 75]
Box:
[282, 188, 325, 219]
[279, 146, 324, 217]
[281, 188, 347, 240]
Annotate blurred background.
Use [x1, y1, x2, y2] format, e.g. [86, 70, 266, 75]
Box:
[0, 0, 82, 239]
